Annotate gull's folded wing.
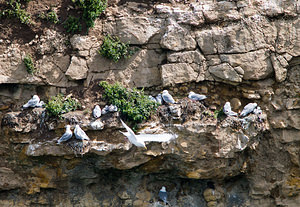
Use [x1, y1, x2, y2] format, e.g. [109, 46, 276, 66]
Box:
[136, 133, 177, 142]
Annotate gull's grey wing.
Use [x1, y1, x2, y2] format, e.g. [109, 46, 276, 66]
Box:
[136, 133, 177, 142]
[240, 103, 257, 116]
[75, 127, 90, 140]
[23, 96, 39, 108]
[120, 120, 136, 137]
[58, 132, 72, 143]
[158, 191, 168, 203]
[162, 93, 175, 104]
[191, 94, 207, 101]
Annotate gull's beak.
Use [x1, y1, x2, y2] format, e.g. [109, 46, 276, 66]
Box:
[144, 146, 148, 150]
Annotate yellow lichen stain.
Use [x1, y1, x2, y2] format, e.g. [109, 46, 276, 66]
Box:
[186, 170, 201, 179]
[285, 167, 300, 196]
[26, 165, 57, 194]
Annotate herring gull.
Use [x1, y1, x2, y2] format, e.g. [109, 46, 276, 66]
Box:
[74, 125, 90, 141]
[93, 105, 101, 118]
[156, 93, 163, 105]
[240, 103, 257, 117]
[158, 186, 168, 205]
[223, 102, 238, 116]
[23, 95, 40, 108]
[119, 119, 177, 149]
[162, 90, 175, 104]
[57, 125, 72, 144]
[188, 91, 207, 101]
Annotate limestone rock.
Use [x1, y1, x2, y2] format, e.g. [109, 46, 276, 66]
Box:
[209, 63, 242, 83]
[36, 54, 73, 87]
[109, 17, 162, 44]
[26, 142, 70, 157]
[87, 49, 164, 87]
[0, 167, 23, 190]
[89, 120, 104, 130]
[65, 56, 88, 80]
[70, 35, 94, 51]
[270, 53, 287, 82]
[220, 49, 273, 80]
[167, 50, 205, 64]
[155, 5, 205, 26]
[0, 47, 43, 84]
[195, 29, 217, 55]
[36, 29, 67, 55]
[160, 20, 196, 51]
[161, 63, 198, 86]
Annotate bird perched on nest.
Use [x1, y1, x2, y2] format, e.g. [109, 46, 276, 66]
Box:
[158, 186, 168, 205]
[22, 95, 40, 108]
[240, 103, 258, 117]
[223, 102, 238, 116]
[162, 90, 175, 104]
[74, 125, 90, 141]
[93, 105, 101, 118]
[188, 91, 207, 101]
[57, 125, 73, 144]
[119, 119, 177, 149]
[156, 93, 163, 105]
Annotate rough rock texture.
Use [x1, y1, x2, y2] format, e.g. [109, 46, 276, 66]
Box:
[0, 0, 300, 206]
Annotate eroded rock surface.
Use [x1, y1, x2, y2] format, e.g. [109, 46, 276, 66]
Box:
[0, 0, 300, 206]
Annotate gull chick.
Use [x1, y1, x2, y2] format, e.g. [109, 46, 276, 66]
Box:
[23, 95, 40, 108]
[162, 90, 175, 104]
[188, 91, 207, 101]
[57, 125, 72, 144]
[93, 105, 101, 118]
[240, 103, 258, 117]
[74, 125, 90, 141]
[119, 120, 177, 149]
[223, 102, 238, 116]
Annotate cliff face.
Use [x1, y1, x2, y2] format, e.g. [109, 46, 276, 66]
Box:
[0, 0, 300, 206]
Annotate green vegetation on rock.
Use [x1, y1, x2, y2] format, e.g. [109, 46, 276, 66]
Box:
[99, 35, 135, 62]
[72, 0, 107, 31]
[23, 55, 36, 75]
[39, 9, 59, 24]
[99, 81, 158, 124]
[0, 0, 31, 24]
[45, 94, 81, 118]
[63, 16, 81, 34]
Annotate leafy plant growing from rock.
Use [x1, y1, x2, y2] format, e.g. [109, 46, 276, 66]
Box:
[72, 0, 107, 30]
[23, 55, 36, 75]
[63, 16, 81, 34]
[99, 35, 135, 62]
[214, 108, 225, 120]
[45, 94, 81, 118]
[39, 9, 59, 24]
[0, 0, 31, 24]
[99, 81, 158, 124]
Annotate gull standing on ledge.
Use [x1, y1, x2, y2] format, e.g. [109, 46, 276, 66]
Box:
[93, 105, 101, 118]
[188, 91, 207, 101]
[223, 102, 238, 116]
[158, 186, 168, 205]
[57, 125, 73, 144]
[23, 95, 40, 108]
[162, 90, 175, 104]
[240, 103, 257, 117]
[119, 119, 177, 149]
[156, 93, 163, 105]
[74, 125, 90, 141]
